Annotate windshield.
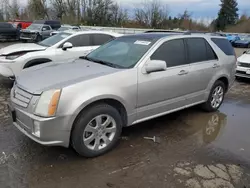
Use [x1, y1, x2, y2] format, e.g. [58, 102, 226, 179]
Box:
[38, 32, 72, 47]
[58, 26, 71, 31]
[27, 24, 43, 30]
[86, 37, 155, 68]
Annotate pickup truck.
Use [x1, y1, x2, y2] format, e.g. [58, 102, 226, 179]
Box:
[20, 24, 54, 42]
[0, 22, 19, 40]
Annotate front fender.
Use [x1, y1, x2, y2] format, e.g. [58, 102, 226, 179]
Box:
[58, 85, 136, 131]
[0, 64, 14, 77]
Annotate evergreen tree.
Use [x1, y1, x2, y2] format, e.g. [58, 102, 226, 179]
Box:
[216, 0, 239, 30]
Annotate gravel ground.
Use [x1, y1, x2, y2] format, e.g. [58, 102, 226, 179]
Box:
[1, 42, 250, 188]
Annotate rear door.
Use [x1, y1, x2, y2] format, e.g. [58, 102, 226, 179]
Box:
[184, 37, 219, 103]
[137, 39, 193, 120]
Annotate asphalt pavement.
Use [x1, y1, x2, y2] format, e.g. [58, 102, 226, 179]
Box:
[0, 42, 250, 188]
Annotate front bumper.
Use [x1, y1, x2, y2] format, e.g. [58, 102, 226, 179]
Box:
[8, 102, 71, 147]
[20, 33, 37, 41]
[236, 66, 250, 79]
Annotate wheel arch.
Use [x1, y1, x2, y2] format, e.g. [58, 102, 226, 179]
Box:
[217, 76, 229, 92]
[69, 98, 128, 145]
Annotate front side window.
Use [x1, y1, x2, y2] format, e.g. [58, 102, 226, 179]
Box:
[65, 34, 91, 47]
[43, 26, 50, 30]
[186, 38, 208, 63]
[38, 32, 72, 47]
[86, 37, 155, 68]
[151, 39, 187, 68]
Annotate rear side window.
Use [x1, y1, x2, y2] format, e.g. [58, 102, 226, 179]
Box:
[186, 38, 207, 63]
[186, 38, 218, 63]
[92, 34, 114, 46]
[151, 39, 187, 67]
[211, 38, 235, 56]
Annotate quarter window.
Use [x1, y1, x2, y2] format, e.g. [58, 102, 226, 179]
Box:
[151, 39, 187, 67]
[211, 38, 235, 56]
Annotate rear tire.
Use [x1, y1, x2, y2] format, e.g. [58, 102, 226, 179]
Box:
[201, 80, 225, 112]
[71, 104, 123, 158]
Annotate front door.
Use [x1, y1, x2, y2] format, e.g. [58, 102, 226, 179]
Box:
[137, 39, 192, 121]
[54, 34, 93, 61]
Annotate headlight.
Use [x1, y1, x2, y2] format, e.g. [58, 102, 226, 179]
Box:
[237, 61, 242, 66]
[6, 52, 27, 60]
[34, 89, 61, 117]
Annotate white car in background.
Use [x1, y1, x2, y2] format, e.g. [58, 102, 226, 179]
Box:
[50, 25, 81, 36]
[0, 30, 123, 79]
[236, 50, 250, 79]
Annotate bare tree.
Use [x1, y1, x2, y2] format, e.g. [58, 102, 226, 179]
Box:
[28, 0, 49, 19]
[9, 0, 20, 18]
[134, 0, 168, 28]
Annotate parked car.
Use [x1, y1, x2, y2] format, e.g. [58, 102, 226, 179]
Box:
[232, 35, 250, 48]
[236, 50, 250, 79]
[225, 34, 240, 43]
[32, 20, 61, 30]
[0, 31, 122, 79]
[8, 33, 236, 157]
[50, 25, 81, 36]
[0, 22, 20, 40]
[9, 20, 32, 29]
[20, 24, 54, 42]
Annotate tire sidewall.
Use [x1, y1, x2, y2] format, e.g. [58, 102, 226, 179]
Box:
[206, 81, 226, 111]
[72, 104, 123, 158]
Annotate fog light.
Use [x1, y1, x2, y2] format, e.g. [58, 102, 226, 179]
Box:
[33, 121, 41, 137]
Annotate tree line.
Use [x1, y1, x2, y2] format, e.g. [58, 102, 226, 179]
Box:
[0, 0, 249, 33]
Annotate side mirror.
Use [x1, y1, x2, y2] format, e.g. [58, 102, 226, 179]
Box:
[243, 51, 247, 54]
[62, 42, 73, 51]
[42, 28, 46, 31]
[145, 60, 167, 73]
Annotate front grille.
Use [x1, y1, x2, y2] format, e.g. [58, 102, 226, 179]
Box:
[21, 32, 32, 38]
[236, 70, 246, 74]
[12, 86, 33, 108]
[239, 62, 250, 68]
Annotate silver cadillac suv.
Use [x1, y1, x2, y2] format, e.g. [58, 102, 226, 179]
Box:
[9, 33, 236, 157]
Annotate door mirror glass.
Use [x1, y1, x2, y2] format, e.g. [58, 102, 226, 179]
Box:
[145, 60, 167, 73]
[62, 42, 73, 50]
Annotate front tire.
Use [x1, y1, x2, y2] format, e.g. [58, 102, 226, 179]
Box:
[71, 104, 123, 158]
[202, 80, 225, 112]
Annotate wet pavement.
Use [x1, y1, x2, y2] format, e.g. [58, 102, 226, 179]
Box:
[1, 43, 250, 188]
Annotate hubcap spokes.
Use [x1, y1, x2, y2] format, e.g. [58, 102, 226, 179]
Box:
[211, 86, 224, 108]
[83, 115, 117, 151]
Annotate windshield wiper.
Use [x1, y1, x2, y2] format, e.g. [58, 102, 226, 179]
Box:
[80, 56, 123, 68]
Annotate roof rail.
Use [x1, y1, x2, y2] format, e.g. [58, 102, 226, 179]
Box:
[184, 31, 225, 36]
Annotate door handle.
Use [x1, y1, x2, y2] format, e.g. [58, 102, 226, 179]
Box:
[178, 70, 188, 75]
[213, 63, 220, 68]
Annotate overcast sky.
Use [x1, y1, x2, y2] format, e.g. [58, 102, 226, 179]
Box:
[116, 0, 250, 19]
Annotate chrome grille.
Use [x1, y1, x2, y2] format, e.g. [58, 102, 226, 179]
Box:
[12, 86, 33, 108]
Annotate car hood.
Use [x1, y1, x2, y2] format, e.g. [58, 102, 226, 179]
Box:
[21, 29, 39, 33]
[16, 59, 122, 95]
[0, 43, 46, 55]
[237, 53, 250, 63]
